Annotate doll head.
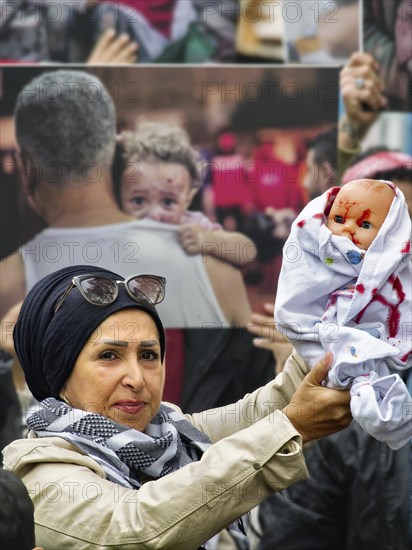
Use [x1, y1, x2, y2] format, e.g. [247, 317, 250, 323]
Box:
[119, 122, 201, 224]
[326, 179, 395, 250]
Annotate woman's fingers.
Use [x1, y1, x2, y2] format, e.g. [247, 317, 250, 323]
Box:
[283, 353, 352, 444]
[305, 351, 334, 386]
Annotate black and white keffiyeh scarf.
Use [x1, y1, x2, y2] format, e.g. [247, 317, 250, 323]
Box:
[27, 397, 211, 488]
[27, 398, 248, 549]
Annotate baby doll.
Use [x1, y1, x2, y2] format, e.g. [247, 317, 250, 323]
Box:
[116, 121, 257, 267]
[275, 179, 412, 450]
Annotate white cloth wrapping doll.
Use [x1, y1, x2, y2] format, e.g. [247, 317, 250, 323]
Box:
[275, 180, 412, 450]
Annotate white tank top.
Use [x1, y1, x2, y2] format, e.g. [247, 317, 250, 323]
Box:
[21, 219, 227, 328]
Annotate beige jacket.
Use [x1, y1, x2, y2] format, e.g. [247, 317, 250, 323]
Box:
[3, 352, 309, 550]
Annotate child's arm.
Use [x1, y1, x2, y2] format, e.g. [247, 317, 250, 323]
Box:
[178, 224, 257, 267]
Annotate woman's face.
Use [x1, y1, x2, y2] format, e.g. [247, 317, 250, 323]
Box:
[61, 309, 165, 432]
[121, 160, 195, 224]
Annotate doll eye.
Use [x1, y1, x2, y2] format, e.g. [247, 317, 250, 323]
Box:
[334, 215, 344, 223]
[361, 221, 372, 229]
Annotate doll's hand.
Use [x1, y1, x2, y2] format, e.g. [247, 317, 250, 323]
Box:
[178, 224, 211, 256]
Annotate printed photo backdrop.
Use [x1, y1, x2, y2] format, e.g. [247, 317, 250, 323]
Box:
[283, 0, 360, 64]
[0, 65, 339, 328]
[0, 1, 362, 65]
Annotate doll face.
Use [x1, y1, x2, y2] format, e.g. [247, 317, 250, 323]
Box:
[326, 179, 394, 250]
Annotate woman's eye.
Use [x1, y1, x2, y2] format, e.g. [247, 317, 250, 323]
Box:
[334, 215, 344, 223]
[99, 351, 117, 360]
[141, 350, 159, 361]
[361, 221, 372, 229]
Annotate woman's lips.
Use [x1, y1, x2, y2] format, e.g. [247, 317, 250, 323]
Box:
[113, 401, 147, 415]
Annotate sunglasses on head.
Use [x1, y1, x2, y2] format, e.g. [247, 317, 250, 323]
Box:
[54, 273, 166, 314]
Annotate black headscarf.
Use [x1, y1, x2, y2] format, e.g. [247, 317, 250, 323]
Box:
[14, 266, 166, 402]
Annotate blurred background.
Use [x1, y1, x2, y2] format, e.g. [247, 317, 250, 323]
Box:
[1, 0, 360, 64]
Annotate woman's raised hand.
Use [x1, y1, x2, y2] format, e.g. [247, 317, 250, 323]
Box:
[283, 352, 352, 444]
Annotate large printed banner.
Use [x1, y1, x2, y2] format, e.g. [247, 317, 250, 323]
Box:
[0, 0, 361, 64]
[0, 65, 339, 331]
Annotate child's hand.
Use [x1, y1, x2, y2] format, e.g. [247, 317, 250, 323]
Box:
[178, 224, 211, 256]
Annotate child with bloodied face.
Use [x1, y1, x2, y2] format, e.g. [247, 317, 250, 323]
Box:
[275, 179, 412, 450]
[114, 121, 257, 267]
